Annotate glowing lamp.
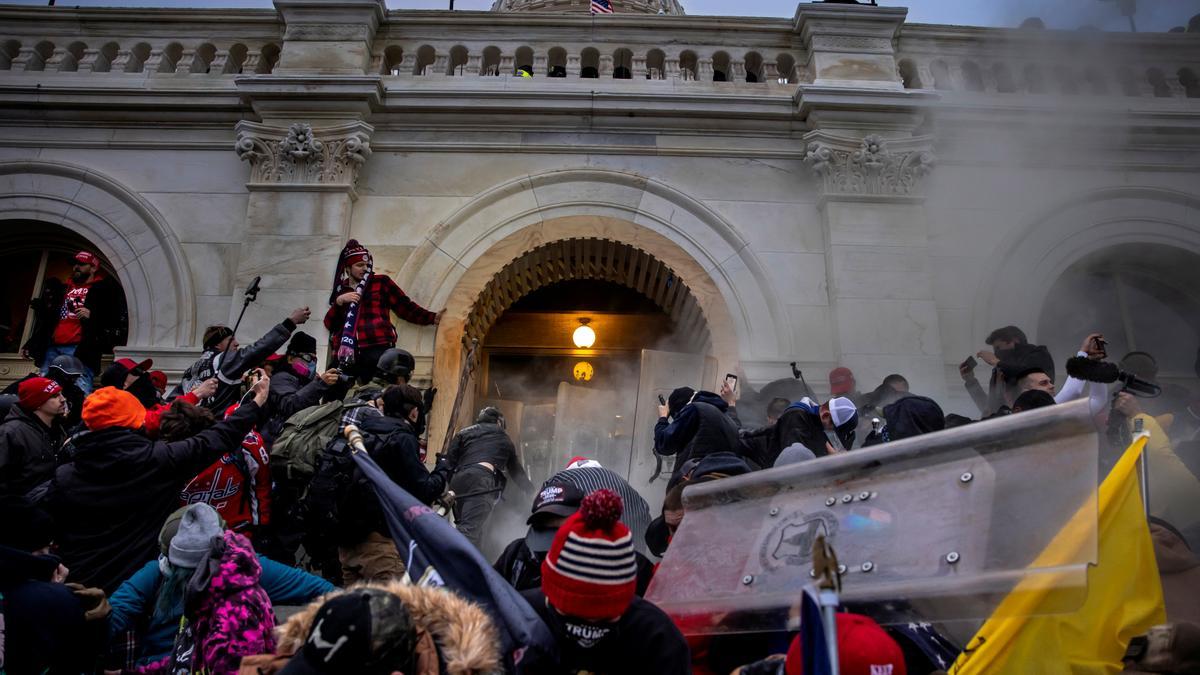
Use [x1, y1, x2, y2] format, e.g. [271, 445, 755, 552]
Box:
[572, 318, 596, 349]
[573, 361, 594, 382]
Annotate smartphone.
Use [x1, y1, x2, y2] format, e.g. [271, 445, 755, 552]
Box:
[657, 394, 666, 406]
[1092, 336, 1107, 354]
[725, 373, 738, 391]
[960, 356, 977, 371]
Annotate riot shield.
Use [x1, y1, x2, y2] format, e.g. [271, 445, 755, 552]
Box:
[645, 399, 1100, 634]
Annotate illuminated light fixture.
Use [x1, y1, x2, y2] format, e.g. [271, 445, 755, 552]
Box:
[572, 318, 596, 349]
[573, 361, 594, 382]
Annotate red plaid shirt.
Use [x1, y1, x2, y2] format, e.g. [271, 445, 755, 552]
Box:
[324, 274, 436, 349]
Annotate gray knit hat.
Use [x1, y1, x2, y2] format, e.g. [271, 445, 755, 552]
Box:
[168, 503, 222, 569]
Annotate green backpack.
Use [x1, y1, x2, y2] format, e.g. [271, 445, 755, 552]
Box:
[271, 400, 368, 480]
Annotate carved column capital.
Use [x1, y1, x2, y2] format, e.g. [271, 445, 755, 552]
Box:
[803, 132, 935, 198]
[234, 120, 373, 196]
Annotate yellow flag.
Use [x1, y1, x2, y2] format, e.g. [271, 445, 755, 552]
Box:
[949, 436, 1166, 674]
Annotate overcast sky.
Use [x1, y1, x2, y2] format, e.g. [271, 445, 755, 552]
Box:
[5, 0, 1197, 31]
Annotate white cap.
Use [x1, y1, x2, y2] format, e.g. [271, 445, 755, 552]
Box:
[828, 397, 858, 428]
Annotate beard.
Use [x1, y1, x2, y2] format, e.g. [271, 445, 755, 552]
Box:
[71, 269, 89, 284]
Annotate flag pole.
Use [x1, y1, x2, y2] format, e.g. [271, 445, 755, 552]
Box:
[813, 535, 841, 672]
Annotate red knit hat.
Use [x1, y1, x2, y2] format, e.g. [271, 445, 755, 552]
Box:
[785, 612, 906, 675]
[341, 239, 371, 267]
[17, 377, 62, 412]
[541, 489, 637, 621]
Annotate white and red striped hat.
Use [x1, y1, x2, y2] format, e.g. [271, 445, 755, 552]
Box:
[541, 489, 637, 620]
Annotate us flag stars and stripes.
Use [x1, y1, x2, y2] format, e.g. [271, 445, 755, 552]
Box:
[590, 0, 613, 14]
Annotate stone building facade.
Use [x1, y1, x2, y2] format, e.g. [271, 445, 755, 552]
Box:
[1, 0, 1198, 451]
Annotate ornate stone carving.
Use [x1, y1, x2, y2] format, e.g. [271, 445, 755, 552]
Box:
[803, 134, 935, 196]
[234, 121, 373, 190]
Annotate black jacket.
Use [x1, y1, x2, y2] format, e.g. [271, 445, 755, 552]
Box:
[0, 544, 106, 674]
[967, 343, 1056, 416]
[45, 401, 262, 594]
[23, 274, 125, 372]
[494, 537, 656, 596]
[266, 368, 328, 440]
[654, 392, 742, 480]
[177, 320, 297, 412]
[445, 421, 529, 488]
[0, 404, 63, 497]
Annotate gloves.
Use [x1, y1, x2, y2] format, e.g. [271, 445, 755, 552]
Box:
[65, 583, 111, 622]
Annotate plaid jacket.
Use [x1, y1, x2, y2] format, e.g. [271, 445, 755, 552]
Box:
[324, 274, 436, 349]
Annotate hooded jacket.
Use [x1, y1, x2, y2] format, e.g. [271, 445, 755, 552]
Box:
[23, 273, 125, 372]
[265, 366, 329, 440]
[966, 342, 1056, 416]
[177, 320, 297, 413]
[45, 401, 262, 594]
[238, 579, 502, 675]
[771, 402, 828, 459]
[0, 403, 63, 497]
[654, 391, 741, 480]
[882, 395, 946, 442]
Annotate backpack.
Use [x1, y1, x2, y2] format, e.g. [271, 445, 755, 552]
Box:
[299, 437, 365, 546]
[270, 400, 368, 481]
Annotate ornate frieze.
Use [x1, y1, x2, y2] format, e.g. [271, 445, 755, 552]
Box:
[803, 133, 935, 197]
[234, 121, 373, 191]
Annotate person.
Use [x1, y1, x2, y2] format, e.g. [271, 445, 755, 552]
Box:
[21, 250, 124, 395]
[329, 384, 451, 585]
[241, 583, 501, 675]
[108, 504, 333, 670]
[44, 373, 270, 594]
[178, 306, 311, 412]
[162, 400, 273, 537]
[1014, 367, 1055, 396]
[149, 369, 169, 400]
[654, 382, 742, 483]
[266, 330, 339, 438]
[444, 406, 531, 548]
[345, 347, 417, 403]
[0, 495, 109, 674]
[1147, 517, 1200, 625]
[739, 397, 791, 468]
[828, 366, 863, 405]
[882, 394, 946, 442]
[0, 376, 67, 497]
[544, 457, 653, 556]
[494, 481, 586, 592]
[961, 325, 1055, 416]
[2, 353, 90, 429]
[522, 489, 691, 675]
[733, 612, 908, 675]
[1011, 388, 1056, 413]
[102, 355, 219, 438]
[324, 239, 441, 384]
[130, 503, 277, 675]
[771, 396, 857, 458]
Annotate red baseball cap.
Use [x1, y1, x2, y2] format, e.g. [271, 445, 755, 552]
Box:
[74, 251, 99, 266]
[785, 613, 906, 675]
[829, 367, 856, 396]
[114, 357, 153, 373]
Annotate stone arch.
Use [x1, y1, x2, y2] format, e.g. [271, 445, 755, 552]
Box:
[0, 159, 195, 349]
[397, 167, 787, 448]
[973, 186, 1200, 344]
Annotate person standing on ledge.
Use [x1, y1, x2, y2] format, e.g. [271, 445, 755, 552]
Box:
[325, 239, 442, 384]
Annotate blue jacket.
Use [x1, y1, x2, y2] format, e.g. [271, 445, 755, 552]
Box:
[653, 392, 740, 483]
[108, 554, 335, 666]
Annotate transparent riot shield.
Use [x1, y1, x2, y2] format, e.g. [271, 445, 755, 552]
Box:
[645, 399, 1100, 634]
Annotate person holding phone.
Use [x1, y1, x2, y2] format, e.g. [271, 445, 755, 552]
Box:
[959, 325, 1055, 416]
[653, 378, 742, 486]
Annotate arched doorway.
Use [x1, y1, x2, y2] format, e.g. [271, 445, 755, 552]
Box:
[454, 238, 718, 545]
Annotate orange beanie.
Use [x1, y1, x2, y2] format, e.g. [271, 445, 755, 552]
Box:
[82, 386, 147, 431]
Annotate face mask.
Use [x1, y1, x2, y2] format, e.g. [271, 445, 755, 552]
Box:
[292, 360, 313, 379]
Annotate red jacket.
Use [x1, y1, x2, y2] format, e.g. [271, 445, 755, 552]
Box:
[179, 428, 271, 533]
[323, 274, 436, 350]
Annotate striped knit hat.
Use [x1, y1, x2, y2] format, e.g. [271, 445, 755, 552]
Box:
[541, 489, 637, 620]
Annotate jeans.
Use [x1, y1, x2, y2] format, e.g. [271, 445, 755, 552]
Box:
[450, 464, 501, 550]
[41, 343, 94, 395]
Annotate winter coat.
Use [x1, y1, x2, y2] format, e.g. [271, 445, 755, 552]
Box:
[265, 367, 328, 439]
[23, 273, 125, 372]
[654, 392, 741, 481]
[883, 395, 946, 441]
[109, 553, 333, 667]
[177, 320, 297, 413]
[445, 420, 528, 486]
[494, 537, 656, 596]
[45, 401, 262, 594]
[179, 426, 272, 534]
[136, 530, 276, 675]
[771, 402, 828, 460]
[966, 342, 1056, 416]
[0, 404, 62, 497]
[239, 579, 501, 675]
[323, 273, 437, 351]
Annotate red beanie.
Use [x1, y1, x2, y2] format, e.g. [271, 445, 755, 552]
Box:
[18, 377, 62, 412]
[81, 386, 147, 431]
[541, 489, 637, 621]
[341, 239, 371, 267]
[785, 613, 906, 675]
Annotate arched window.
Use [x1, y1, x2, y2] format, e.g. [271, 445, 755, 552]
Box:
[548, 46, 567, 78]
[382, 46, 404, 75]
[898, 58, 922, 89]
[776, 52, 795, 84]
[515, 46, 534, 76]
[413, 45, 436, 76]
[646, 48, 665, 80]
[742, 51, 764, 83]
[992, 63, 1016, 93]
[0, 223, 129, 370]
[612, 48, 632, 79]
[960, 61, 985, 91]
[447, 45, 468, 76]
[679, 50, 697, 81]
[481, 46, 501, 76]
[712, 51, 730, 82]
[581, 47, 599, 79]
[930, 59, 951, 90]
[1180, 68, 1200, 98]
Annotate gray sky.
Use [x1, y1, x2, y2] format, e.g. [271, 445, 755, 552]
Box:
[5, 0, 1197, 31]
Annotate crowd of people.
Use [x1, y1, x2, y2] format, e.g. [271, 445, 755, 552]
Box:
[1, 240, 1198, 674]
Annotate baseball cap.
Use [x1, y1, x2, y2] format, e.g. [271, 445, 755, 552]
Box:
[115, 357, 154, 374]
[74, 251, 99, 266]
[279, 588, 417, 675]
[829, 367, 855, 396]
[827, 396, 858, 430]
[526, 482, 584, 525]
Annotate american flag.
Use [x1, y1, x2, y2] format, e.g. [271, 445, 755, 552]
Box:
[590, 0, 613, 14]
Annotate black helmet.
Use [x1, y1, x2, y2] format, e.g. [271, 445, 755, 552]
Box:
[48, 354, 86, 379]
[476, 406, 505, 429]
[376, 348, 415, 381]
